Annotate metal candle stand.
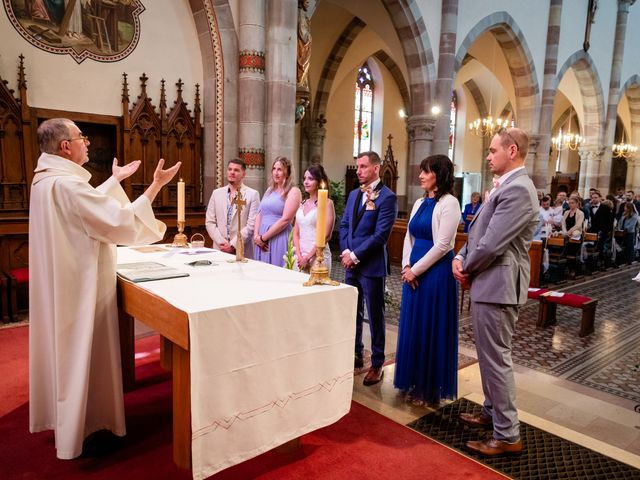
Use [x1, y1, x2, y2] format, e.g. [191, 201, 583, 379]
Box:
[172, 220, 189, 247]
[303, 245, 339, 286]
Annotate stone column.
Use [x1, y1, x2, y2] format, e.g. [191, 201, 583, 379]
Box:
[534, 0, 563, 190]
[265, 0, 298, 190]
[526, 134, 541, 183]
[432, 0, 458, 155]
[406, 115, 435, 204]
[599, 0, 634, 193]
[238, 0, 266, 192]
[307, 124, 326, 164]
[578, 147, 588, 195]
[581, 148, 603, 195]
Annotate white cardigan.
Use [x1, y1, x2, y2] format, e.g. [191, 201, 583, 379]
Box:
[402, 193, 461, 277]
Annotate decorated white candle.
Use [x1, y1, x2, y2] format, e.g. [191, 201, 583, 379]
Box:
[315, 183, 328, 247]
[177, 178, 185, 222]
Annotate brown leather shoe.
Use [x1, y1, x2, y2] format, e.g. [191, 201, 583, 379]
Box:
[458, 412, 493, 429]
[363, 367, 384, 386]
[465, 438, 523, 457]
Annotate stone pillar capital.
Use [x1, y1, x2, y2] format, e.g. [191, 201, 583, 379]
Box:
[305, 125, 326, 145]
[619, 0, 635, 12]
[406, 115, 436, 141]
[578, 146, 605, 162]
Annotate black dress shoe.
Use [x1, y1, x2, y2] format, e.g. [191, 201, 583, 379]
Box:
[354, 355, 364, 369]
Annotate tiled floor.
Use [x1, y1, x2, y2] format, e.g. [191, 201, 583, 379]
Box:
[337, 260, 640, 471]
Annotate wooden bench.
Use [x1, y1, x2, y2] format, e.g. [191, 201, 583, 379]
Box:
[528, 288, 596, 337]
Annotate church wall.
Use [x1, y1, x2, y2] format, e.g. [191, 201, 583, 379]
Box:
[308, 5, 354, 114]
[456, 86, 483, 175]
[227, 0, 240, 33]
[323, 67, 406, 197]
[324, 69, 356, 186]
[556, 0, 615, 102]
[377, 62, 408, 197]
[0, 1, 203, 119]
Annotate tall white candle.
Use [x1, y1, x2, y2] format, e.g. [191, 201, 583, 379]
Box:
[315, 184, 328, 247]
[177, 178, 185, 222]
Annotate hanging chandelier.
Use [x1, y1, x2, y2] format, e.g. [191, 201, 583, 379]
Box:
[551, 106, 583, 151]
[468, 116, 511, 137]
[468, 44, 512, 137]
[612, 131, 637, 158]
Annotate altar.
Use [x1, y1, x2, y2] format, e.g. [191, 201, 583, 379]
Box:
[117, 246, 357, 480]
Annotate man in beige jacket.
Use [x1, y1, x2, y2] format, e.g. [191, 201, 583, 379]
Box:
[205, 158, 260, 258]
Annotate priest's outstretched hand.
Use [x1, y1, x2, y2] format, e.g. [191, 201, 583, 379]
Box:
[143, 159, 182, 202]
[112, 158, 141, 182]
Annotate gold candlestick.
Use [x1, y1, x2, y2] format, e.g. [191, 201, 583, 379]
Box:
[303, 245, 339, 286]
[172, 220, 189, 247]
[227, 190, 248, 263]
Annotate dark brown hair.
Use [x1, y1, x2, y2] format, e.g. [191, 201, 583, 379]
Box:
[420, 154, 454, 202]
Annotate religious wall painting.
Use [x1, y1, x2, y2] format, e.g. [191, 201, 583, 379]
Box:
[4, 0, 145, 63]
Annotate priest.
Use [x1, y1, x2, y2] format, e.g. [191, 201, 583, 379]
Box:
[28, 118, 181, 459]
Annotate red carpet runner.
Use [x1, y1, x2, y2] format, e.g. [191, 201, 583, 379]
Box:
[0, 325, 504, 479]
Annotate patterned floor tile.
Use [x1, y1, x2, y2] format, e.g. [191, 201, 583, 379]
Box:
[333, 255, 640, 404]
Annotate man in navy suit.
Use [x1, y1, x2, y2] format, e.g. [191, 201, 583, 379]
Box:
[339, 151, 398, 386]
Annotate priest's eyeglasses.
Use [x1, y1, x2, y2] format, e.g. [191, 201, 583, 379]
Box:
[65, 135, 90, 145]
[497, 128, 519, 152]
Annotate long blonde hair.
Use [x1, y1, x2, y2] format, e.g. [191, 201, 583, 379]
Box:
[267, 156, 295, 198]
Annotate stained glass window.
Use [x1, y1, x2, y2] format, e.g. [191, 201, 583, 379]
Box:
[448, 91, 458, 161]
[353, 63, 374, 157]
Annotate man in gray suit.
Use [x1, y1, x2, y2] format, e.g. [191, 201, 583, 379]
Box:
[453, 127, 538, 456]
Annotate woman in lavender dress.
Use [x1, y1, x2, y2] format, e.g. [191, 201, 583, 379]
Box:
[253, 156, 302, 266]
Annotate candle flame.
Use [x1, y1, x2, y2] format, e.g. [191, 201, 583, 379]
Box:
[320, 181, 326, 190]
[179, 178, 183, 182]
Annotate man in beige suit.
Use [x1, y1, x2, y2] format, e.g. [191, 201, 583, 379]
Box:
[453, 128, 538, 457]
[206, 159, 260, 258]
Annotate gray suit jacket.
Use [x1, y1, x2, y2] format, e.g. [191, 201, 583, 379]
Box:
[458, 169, 538, 305]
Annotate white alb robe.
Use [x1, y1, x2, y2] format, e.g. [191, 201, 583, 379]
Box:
[28, 153, 167, 459]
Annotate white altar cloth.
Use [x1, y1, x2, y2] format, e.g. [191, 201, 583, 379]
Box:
[117, 246, 357, 479]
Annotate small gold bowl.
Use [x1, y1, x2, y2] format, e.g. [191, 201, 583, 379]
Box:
[190, 233, 205, 249]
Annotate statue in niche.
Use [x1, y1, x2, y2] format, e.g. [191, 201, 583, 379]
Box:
[296, 0, 311, 89]
[4, 0, 145, 63]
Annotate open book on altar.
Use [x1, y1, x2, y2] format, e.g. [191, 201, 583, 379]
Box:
[117, 261, 189, 283]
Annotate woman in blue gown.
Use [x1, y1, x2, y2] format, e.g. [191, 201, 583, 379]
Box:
[253, 156, 302, 266]
[394, 154, 461, 404]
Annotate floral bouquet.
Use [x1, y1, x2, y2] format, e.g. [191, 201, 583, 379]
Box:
[283, 229, 296, 270]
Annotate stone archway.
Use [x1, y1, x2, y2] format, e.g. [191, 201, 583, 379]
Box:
[619, 75, 640, 191]
[312, 17, 367, 122]
[553, 51, 605, 194]
[188, 0, 235, 197]
[381, 0, 436, 202]
[455, 12, 540, 133]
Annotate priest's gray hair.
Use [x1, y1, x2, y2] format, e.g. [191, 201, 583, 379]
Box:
[37, 118, 74, 154]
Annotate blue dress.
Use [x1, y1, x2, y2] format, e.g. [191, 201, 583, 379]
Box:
[254, 190, 291, 267]
[394, 197, 459, 403]
[461, 202, 481, 233]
